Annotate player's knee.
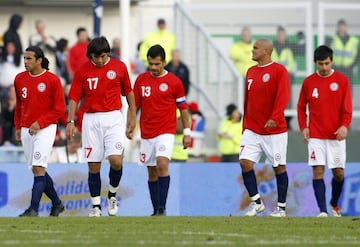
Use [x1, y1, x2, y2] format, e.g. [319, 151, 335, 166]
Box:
[274, 164, 286, 174]
[147, 166, 158, 181]
[240, 159, 253, 172]
[108, 155, 123, 170]
[332, 168, 344, 181]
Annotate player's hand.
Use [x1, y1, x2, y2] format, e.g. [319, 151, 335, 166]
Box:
[126, 125, 135, 140]
[126, 118, 137, 140]
[66, 122, 76, 139]
[28, 121, 40, 135]
[301, 128, 310, 143]
[264, 119, 277, 128]
[183, 135, 191, 149]
[15, 129, 21, 142]
[334, 126, 348, 141]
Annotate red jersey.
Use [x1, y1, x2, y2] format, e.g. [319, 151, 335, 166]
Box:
[68, 58, 133, 113]
[68, 42, 89, 74]
[297, 70, 352, 139]
[134, 71, 187, 139]
[243, 62, 290, 135]
[14, 70, 66, 129]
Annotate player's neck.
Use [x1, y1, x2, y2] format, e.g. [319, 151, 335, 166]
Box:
[151, 70, 168, 77]
[29, 68, 46, 76]
[258, 60, 273, 67]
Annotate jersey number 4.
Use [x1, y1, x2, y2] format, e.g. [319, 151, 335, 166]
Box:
[312, 88, 319, 98]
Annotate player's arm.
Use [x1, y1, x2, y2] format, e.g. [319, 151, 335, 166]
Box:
[125, 91, 137, 140]
[37, 78, 66, 129]
[336, 78, 353, 141]
[179, 107, 191, 149]
[297, 82, 309, 142]
[13, 81, 22, 141]
[270, 67, 291, 126]
[66, 99, 78, 139]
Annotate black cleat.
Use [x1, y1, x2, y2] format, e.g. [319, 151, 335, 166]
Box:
[157, 208, 166, 216]
[49, 204, 65, 216]
[150, 208, 167, 216]
[19, 208, 38, 217]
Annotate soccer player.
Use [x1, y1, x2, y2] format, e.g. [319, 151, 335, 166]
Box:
[297, 45, 352, 217]
[240, 38, 290, 217]
[134, 44, 191, 216]
[66, 36, 136, 217]
[14, 46, 66, 217]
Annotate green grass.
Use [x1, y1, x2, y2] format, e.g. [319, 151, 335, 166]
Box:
[0, 217, 359, 246]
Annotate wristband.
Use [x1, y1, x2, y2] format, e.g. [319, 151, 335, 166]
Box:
[183, 128, 191, 136]
[67, 120, 75, 124]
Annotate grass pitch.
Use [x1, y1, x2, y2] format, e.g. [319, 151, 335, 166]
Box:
[0, 216, 359, 247]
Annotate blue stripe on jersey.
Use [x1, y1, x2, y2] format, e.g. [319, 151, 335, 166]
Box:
[176, 96, 186, 104]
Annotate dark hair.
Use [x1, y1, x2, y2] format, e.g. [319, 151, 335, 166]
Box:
[25, 46, 49, 70]
[56, 38, 68, 52]
[337, 19, 347, 26]
[9, 14, 23, 30]
[314, 45, 333, 62]
[86, 36, 111, 59]
[277, 25, 285, 32]
[157, 18, 166, 25]
[76, 27, 87, 36]
[226, 103, 237, 118]
[147, 44, 166, 61]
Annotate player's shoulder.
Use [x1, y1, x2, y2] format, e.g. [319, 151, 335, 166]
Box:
[43, 70, 60, 79]
[166, 71, 181, 79]
[14, 70, 28, 79]
[272, 61, 288, 70]
[303, 72, 317, 82]
[134, 71, 150, 84]
[109, 57, 126, 67]
[333, 70, 349, 81]
[137, 71, 151, 79]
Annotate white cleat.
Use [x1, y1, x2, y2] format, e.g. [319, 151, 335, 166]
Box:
[245, 201, 265, 216]
[270, 206, 286, 217]
[330, 205, 342, 217]
[89, 207, 102, 217]
[107, 197, 118, 216]
[316, 212, 328, 217]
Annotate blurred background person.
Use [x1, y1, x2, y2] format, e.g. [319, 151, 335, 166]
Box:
[229, 26, 257, 78]
[2, 14, 23, 73]
[171, 109, 190, 162]
[165, 49, 191, 96]
[272, 26, 296, 130]
[139, 18, 176, 67]
[49, 131, 83, 163]
[327, 19, 359, 89]
[187, 101, 205, 159]
[29, 19, 57, 72]
[132, 41, 147, 76]
[67, 27, 90, 80]
[217, 103, 243, 162]
[55, 38, 71, 87]
[0, 41, 23, 98]
[110, 37, 121, 60]
[0, 85, 16, 146]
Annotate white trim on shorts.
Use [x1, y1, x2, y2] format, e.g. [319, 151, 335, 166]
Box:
[239, 129, 288, 167]
[21, 124, 57, 168]
[307, 138, 346, 169]
[139, 134, 175, 167]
